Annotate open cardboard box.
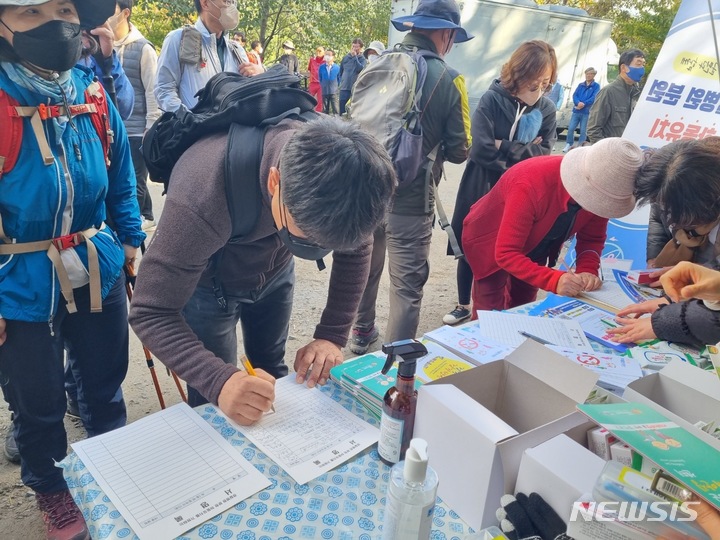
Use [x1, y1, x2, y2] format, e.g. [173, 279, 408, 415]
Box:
[414, 340, 599, 530]
[623, 359, 720, 450]
[515, 431, 606, 524]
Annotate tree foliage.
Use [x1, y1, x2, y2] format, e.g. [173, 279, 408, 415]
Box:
[537, 0, 682, 72]
[132, 0, 391, 71]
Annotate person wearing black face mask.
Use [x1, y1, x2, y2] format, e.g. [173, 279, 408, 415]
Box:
[128, 116, 396, 430]
[0, 1, 144, 538]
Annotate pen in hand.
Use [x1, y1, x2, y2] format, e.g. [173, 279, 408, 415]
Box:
[240, 355, 276, 413]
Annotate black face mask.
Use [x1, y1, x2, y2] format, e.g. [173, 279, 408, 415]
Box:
[276, 185, 331, 261]
[1, 19, 82, 72]
[277, 225, 331, 261]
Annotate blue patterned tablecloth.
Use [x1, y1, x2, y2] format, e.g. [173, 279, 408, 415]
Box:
[60, 381, 475, 540]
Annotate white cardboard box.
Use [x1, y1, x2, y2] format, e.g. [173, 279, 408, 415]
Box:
[515, 433, 605, 523]
[415, 340, 599, 530]
[622, 359, 720, 449]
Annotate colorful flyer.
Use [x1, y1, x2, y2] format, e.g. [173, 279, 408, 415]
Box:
[578, 402, 720, 510]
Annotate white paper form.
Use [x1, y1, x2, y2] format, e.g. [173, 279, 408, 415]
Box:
[580, 281, 636, 311]
[227, 376, 380, 485]
[475, 311, 592, 349]
[71, 403, 270, 540]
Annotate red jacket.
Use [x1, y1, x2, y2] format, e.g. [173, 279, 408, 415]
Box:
[308, 55, 324, 84]
[462, 155, 608, 293]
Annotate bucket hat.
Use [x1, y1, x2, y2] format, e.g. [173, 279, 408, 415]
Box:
[0, 0, 115, 29]
[560, 137, 644, 219]
[391, 0, 473, 43]
[281, 40, 295, 50]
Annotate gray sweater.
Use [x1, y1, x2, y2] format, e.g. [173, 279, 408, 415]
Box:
[129, 122, 372, 404]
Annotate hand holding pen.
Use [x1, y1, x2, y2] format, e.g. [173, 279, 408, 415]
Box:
[216, 356, 276, 426]
[241, 356, 276, 413]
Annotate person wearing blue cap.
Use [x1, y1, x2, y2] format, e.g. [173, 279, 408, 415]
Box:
[351, 0, 473, 353]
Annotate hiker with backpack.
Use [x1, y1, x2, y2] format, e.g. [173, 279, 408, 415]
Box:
[0, 0, 145, 538]
[348, 0, 473, 354]
[129, 104, 396, 426]
[154, 0, 263, 113]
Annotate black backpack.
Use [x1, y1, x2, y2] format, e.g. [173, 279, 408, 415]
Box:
[143, 65, 318, 239]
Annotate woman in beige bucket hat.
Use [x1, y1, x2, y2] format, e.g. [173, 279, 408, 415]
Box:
[461, 137, 644, 313]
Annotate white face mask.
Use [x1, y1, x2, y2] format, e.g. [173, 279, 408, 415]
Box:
[324, 55, 331, 62]
[367, 54, 377, 64]
[210, 0, 239, 31]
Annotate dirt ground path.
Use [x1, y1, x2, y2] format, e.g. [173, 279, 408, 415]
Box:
[0, 141, 565, 538]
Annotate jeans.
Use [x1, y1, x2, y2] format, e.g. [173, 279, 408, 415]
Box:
[323, 93, 339, 115]
[130, 136, 153, 221]
[0, 278, 128, 493]
[355, 213, 434, 342]
[566, 112, 589, 147]
[182, 260, 294, 407]
[339, 90, 352, 115]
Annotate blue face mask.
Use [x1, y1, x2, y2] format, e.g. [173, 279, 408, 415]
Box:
[626, 65, 645, 82]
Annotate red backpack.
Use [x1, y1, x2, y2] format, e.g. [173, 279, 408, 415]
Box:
[0, 80, 113, 178]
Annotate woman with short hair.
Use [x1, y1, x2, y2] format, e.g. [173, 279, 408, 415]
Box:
[444, 40, 559, 324]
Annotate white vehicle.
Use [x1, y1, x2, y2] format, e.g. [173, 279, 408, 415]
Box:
[388, 0, 618, 131]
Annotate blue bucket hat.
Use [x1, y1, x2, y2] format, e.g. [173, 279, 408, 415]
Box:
[391, 0, 473, 43]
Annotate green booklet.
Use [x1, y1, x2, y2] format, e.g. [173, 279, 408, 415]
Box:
[578, 402, 720, 510]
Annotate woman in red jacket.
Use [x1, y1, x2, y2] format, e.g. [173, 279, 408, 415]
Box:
[462, 137, 644, 313]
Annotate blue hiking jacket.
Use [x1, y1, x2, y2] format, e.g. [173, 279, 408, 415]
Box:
[0, 65, 145, 322]
[572, 80, 600, 115]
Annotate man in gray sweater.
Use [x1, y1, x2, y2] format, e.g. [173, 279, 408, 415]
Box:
[128, 117, 395, 425]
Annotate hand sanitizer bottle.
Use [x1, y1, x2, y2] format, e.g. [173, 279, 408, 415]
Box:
[381, 438, 439, 540]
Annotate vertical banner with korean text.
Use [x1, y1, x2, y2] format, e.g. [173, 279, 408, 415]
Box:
[584, 0, 720, 268]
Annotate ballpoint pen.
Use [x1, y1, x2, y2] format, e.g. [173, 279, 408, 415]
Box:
[517, 331, 554, 346]
[240, 355, 276, 413]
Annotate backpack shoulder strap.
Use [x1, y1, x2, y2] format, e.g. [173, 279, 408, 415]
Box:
[0, 89, 24, 179]
[225, 123, 266, 241]
[83, 81, 113, 169]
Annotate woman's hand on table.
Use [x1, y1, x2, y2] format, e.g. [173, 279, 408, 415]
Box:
[605, 316, 656, 344]
[616, 298, 666, 318]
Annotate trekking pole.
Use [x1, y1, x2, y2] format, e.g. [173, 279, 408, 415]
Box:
[124, 263, 187, 407]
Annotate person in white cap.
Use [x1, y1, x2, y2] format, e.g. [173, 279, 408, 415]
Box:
[0, 0, 144, 538]
[277, 39, 298, 76]
[363, 39, 385, 63]
[462, 137, 644, 312]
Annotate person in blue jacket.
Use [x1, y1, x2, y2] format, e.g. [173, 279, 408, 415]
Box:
[76, 20, 134, 120]
[319, 48, 341, 115]
[0, 0, 144, 538]
[564, 67, 600, 152]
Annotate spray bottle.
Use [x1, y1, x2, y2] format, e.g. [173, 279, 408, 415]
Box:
[381, 438, 439, 540]
[377, 339, 427, 466]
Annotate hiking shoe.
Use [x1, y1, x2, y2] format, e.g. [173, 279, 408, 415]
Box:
[443, 305, 471, 325]
[66, 397, 80, 420]
[350, 327, 379, 355]
[4, 425, 20, 464]
[36, 489, 90, 540]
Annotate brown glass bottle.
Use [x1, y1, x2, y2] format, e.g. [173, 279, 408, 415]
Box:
[378, 369, 418, 466]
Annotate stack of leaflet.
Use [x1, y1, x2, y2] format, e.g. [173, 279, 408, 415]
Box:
[627, 341, 711, 371]
[330, 340, 477, 418]
[580, 269, 663, 312]
[546, 346, 643, 393]
[423, 322, 513, 365]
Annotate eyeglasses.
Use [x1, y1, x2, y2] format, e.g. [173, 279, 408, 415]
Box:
[684, 228, 704, 238]
[528, 80, 551, 93]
